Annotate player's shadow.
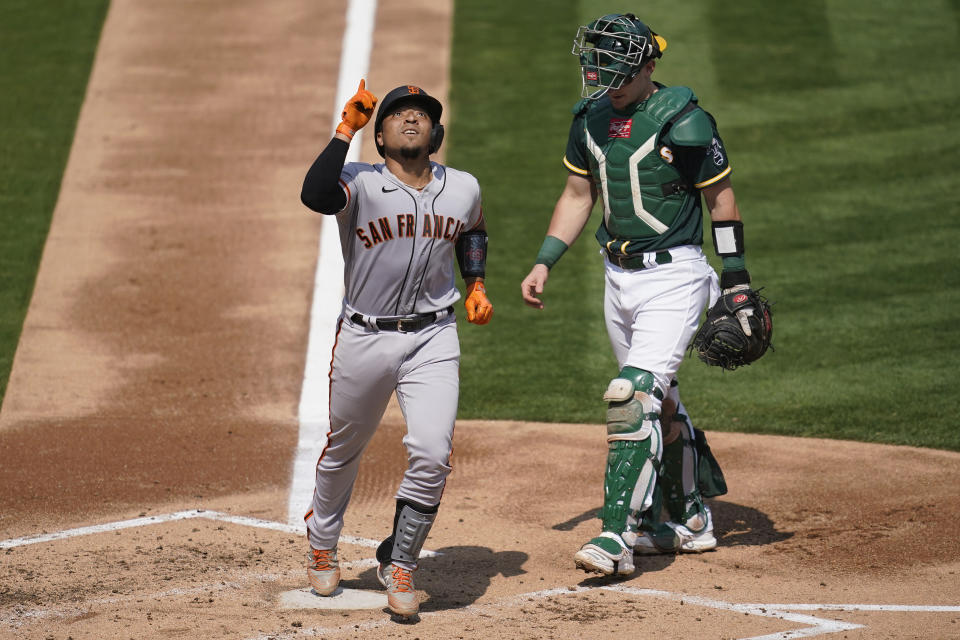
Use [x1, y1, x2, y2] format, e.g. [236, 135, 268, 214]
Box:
[709, 500, 793, 547]
[553, 499, 792, 551]
[356, 545, 528, 614]
[565, 500, 793, 585]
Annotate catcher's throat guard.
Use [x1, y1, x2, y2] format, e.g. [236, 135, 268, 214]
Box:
[691, 288, 773, 370]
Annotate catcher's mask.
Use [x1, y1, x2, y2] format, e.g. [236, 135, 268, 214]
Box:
[572, 13, 667, 99]
[374, 85, 444, 157]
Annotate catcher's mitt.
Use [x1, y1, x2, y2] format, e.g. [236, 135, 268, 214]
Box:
[691, 287, 773, 370]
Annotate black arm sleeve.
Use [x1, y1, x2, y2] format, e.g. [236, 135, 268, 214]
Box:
[300, 138, 349, 214]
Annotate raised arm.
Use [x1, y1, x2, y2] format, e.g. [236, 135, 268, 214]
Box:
[300, 79, 377, 214]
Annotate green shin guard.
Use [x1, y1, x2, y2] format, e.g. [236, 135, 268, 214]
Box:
[639, 483, 665, 532]
[659, 420, 728, 525]
[599, 367, 663, 540]
[601, 439, 657, 535]
[660, 434, 702, 524]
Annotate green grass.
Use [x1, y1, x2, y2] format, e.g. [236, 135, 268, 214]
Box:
[0, 0, 110, 407]
[449, 0, 960, 450]
[2, 0, 958, 451]
[449, 0, 617, 422]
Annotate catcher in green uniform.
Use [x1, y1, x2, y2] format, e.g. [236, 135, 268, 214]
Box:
[521, 13, 771, 575]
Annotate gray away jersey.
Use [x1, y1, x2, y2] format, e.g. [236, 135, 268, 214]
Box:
[334, 161, 483, 317]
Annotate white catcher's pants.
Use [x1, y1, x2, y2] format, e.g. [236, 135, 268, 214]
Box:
[604, 244, 719, 396]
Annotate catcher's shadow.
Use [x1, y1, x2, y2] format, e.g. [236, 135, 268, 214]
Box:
[709, 500, 793, 547]
[553, 499, 792, 548]
[357, 545, 528, 613]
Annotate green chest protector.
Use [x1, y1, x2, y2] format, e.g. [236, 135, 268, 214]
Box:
[580, 86, 713, 249]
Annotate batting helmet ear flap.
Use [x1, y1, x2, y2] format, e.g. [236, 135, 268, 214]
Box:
[429, 123, 444, 155]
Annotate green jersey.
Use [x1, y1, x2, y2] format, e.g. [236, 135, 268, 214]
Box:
[564, 84, 731, 254]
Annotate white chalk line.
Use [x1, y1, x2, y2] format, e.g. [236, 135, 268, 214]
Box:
[0, 510, 396, 553]
[288, 0, 378, 526]
[608, 587, 862, 639]
[745, 603, 960, 612]
[243, 582, 960, 640]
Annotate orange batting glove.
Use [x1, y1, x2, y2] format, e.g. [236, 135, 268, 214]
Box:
[335, 79, 378, 141]
[465, 281, 493, 325]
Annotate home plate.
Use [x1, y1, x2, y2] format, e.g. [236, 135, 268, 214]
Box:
[279, 587, 388, 610]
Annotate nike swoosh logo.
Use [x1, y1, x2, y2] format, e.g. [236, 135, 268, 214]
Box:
[382, 186, 398, 193]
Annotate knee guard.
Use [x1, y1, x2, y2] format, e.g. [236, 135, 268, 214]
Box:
[376, 499, 438, 568]
[603, 367, 663, 442]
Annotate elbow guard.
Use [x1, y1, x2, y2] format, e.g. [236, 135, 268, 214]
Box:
[456, 229, 487, 279]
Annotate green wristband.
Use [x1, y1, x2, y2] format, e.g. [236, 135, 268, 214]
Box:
[535, 235, 569, 269]
[721, 255, 747, 273]
[720, 255, 750, 289]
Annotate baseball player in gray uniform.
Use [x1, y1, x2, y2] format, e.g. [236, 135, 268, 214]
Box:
[299, 80, 493, 617]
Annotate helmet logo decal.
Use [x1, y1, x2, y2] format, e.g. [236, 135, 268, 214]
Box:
[586, 70, 599, 82]
[608, 118, 632, 139]
[407, 86, 421, 95]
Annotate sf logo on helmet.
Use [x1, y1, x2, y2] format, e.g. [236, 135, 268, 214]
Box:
[407, 86, 421, 95]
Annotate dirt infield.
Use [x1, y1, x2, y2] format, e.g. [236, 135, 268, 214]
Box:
[4, 423, 960, 639]
[1, 1, 959, 639]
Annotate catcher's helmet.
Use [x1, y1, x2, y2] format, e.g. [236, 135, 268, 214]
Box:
[572, 13, 667, 99]
[374, 85, 444, 157]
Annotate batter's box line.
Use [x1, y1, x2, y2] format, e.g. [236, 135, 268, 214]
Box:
[606, 587, 960, 640]
[607, 586, 862, 639]
[248, 584, 960, 640]
[0, 509, 440, 558]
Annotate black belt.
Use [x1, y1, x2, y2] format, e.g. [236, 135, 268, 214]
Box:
[350, 306, 453, 332]
[605, 250, 673, 270]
